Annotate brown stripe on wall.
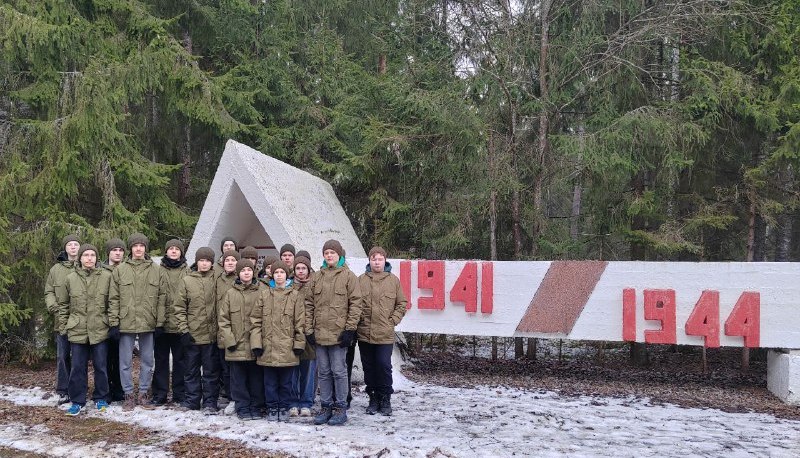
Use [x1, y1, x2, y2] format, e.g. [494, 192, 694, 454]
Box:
[516, 261, 608, 334]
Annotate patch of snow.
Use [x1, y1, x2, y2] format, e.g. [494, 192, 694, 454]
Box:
[2, 373, 800, 457]
[0, 423, 168, 457]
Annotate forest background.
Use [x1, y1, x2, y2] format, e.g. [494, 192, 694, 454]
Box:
[0, 0, 798, 359]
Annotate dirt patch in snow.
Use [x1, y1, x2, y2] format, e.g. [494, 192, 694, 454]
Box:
[169, 434, 291, 458]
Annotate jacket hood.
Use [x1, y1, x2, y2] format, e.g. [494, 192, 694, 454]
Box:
[321, 256, 347, 269]
[56, 251, 71, 263]
[365, 261, 393, 273]
[268, 278, 294, 289]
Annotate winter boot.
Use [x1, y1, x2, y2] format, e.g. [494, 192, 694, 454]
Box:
[313, 405, 332, 425]
[267, 408, 280, 422]
[366, 393, 379, 415]
[378, 394, 392, 416]
[122, 393, 137, 411]
[328, 405, 348, 426]
[138, 392, 154, 410]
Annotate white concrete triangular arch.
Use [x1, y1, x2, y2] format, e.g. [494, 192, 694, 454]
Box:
[186, 139, 366, 267]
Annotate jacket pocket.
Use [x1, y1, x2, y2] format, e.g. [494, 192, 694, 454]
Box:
[66, 314, 81, 330]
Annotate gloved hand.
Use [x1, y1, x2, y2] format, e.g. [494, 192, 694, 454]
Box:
[180, 333, 195, 347]
[108, 326, 120, 341]
[154, 327, 165, 338]
[251, 348, 264, 358]
[339, 330, 356, 348]
[293, 348, 304, 356]
[306, 333, 316, 346]
[227, 344, 237, 352]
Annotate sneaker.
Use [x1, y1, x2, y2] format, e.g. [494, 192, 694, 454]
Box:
[267, 408, 280, 422]
[250, 411, 263, 420]
[313, 406, 332, 425]
[299, 407, 312, 417]
[328, 406, 348, 426]
[288, 407, 299, 417]
[237, 411, 251, 421]
[95, 400, 109, 412]
[201, 406, 218, 416]
[224, 401, 236, 416]
[65, 404, 83, 416]
[122, 393, 137, 411]
[278, 409, 289, 422]
[56, 393, 70, 405]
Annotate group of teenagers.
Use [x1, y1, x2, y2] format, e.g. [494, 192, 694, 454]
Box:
[44, 233, 407, 426]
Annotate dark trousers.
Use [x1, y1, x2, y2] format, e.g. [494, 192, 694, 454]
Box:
[183, 344, 219, 409]
[359, 342, 394, 395]
[218, 350, 230, 400]
[229, 361, 265, 415]
[68, 340, 109, 406]
[263, 366, 295, 410]
[343, 341, 356, 404]
[152, 332, 186, 403]
[55, 332, 71, 394]
[106, 337, 123, 401]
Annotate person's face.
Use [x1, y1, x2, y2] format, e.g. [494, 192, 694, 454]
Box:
[281, 252, 295, 265]
[197, 259, 213, 272]
[166, 246, 182, 260]
[223, 256, 238, 273]
[222, 240, 236, 253]
[273, 268, 287, 285]
[65, 241, 80, 259]
[370, 253, 386, 273]
[80, 250, 97, 269]
[265, 264, 272, 276]
[108, 247, 124, 264]
[131, 243, 146, 259]
[294, 263, 309, 281]
[323, 249, 339, 266]
[239, 266, 253, 283]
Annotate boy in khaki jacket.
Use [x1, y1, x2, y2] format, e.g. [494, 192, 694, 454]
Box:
[304, 240, 363, 426]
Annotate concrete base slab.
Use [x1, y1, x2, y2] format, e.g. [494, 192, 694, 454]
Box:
[767, 349, 800, 404]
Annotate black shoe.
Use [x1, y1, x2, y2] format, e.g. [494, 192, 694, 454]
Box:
[378, 394, 392, 416]
[366, 393, 379, 415]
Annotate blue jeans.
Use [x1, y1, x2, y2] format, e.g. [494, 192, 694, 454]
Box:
[316, 345, 348, 408]
[68, 340, 109, 406]
[292, 359, 316, 408]
[119, 332, 154, 394]
[55, 332, 71, 395]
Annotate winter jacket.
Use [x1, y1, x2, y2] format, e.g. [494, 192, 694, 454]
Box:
[215, 270, 238, 348]
[294, 278, 315, 360]
[304, 260, 364, 346]
[161, 260, 189, 334]
[250, 282, 305, 367]
[60, 267, 112, 345]
[44, 252, 76, 333]
[357, 263, 407, 344]
[174, 269, 217, 345]
[218, 280, 260, 361]
[109, 258, 166, 333]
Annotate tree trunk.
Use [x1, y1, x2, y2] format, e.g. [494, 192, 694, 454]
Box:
[489, 133, 498, 260]
[514, 337, 524, 359]
[491, 336, 498, 361]
[526, 338, 537, 361]
[532, 0, 553, 257]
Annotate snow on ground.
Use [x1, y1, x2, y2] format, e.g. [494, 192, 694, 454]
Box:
[0, 422, 168, 458]
[2, 367, 800, 458]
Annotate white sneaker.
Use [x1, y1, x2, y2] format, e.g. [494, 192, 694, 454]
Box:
[288, 407, 299, 417]
[223, 401, 236, 415]
[299, 407, 312, 417]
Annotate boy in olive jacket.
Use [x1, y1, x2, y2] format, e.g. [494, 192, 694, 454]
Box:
[250, 261, 305, 422]
[357, 247, 407, 416]
[152, 239, 189, 406]
[219, 258, 264, 420]
[44, 234, 80, 404]
[60, 244, 112, 416]
[304, 240, 363, 426]
[109, 233, 167, 411]
[174, 247, 219, 414]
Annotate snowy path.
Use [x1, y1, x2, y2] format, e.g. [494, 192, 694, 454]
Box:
[2, 374, 800, 457]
